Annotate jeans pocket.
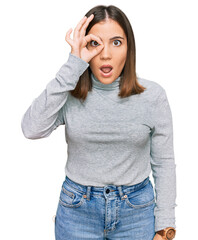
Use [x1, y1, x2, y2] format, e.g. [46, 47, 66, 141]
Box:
[59, 180, 85, 208]
[125, 181, 155, 209]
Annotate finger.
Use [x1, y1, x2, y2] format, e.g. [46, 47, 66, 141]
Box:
[80, 14, 94, 37]
[73, 16, 88, 39]
[89, 44, 104, 59]
[65, 28, 74, 46]
[83, 34, 103, 48]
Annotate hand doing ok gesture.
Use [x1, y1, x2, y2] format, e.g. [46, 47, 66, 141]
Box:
[65, 14, 104, 63]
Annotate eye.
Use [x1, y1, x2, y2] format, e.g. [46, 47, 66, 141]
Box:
[90, 40, 99, 47]
[113, 40, 122, 46]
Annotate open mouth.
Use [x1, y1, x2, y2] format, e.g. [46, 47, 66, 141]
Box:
[100, 67, 112, 73]
[100, 65, 113, 77]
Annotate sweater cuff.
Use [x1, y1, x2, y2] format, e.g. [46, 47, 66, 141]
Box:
[154, 207, 177, 232]
[55, 52, 89, 85]
[68, 52, 89, 76]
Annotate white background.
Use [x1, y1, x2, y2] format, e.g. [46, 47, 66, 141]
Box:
[1, 0, 197, 239]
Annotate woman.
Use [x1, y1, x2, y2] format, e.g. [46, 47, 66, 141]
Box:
[21, 5, 177, 240]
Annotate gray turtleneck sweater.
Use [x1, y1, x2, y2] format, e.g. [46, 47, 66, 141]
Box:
[21, 52, 177, 232]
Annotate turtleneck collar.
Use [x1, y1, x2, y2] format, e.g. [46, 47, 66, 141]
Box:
[91, 72, 121, 91]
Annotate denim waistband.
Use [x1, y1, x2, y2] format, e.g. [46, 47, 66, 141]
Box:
[64, 175, 150, 201]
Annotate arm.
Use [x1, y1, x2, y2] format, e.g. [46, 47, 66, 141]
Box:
[21, 13, 104, 140]
[21, 53, 89, 139]
[150, 88, 177, 232]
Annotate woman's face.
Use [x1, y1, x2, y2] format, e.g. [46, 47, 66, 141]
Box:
[87, 19, 127, 84]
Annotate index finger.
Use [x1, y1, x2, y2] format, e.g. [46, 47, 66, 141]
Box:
[74, 15, 88, 33]
[80, 14, 94, 37]
[84, 34, 104, 46]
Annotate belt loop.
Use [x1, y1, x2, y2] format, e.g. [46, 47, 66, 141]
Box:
[118, 186, 126, 200]
[86, 186, 91, 201]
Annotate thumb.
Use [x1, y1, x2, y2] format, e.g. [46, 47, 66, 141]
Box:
[89, 44, 104, 59]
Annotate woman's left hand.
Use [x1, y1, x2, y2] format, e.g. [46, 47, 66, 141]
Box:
[153, 233, 164, 240]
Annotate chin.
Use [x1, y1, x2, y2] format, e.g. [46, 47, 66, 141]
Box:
[99, 77, 115, 84]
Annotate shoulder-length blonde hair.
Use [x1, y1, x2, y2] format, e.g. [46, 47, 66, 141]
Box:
[70, 5, 146, 101]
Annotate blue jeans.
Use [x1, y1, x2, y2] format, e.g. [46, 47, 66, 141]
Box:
[55, 175, 156, 240]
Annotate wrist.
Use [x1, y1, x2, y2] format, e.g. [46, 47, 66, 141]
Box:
[70, 52, 89, 63]
[156, 227, 176, 240]
[71, 50, 80, 58]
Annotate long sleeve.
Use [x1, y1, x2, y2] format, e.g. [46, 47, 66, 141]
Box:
[150, 88, 177, 232]
[21, 53, 89, 139]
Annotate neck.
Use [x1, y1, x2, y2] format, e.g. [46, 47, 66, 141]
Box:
[91, 72, 121, 91]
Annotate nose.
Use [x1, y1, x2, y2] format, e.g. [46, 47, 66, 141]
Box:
[100, 44, 112, 60]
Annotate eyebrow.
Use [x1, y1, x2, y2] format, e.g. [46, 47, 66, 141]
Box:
[110, 36, 124, 40]
[98, 36, 124, 41]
